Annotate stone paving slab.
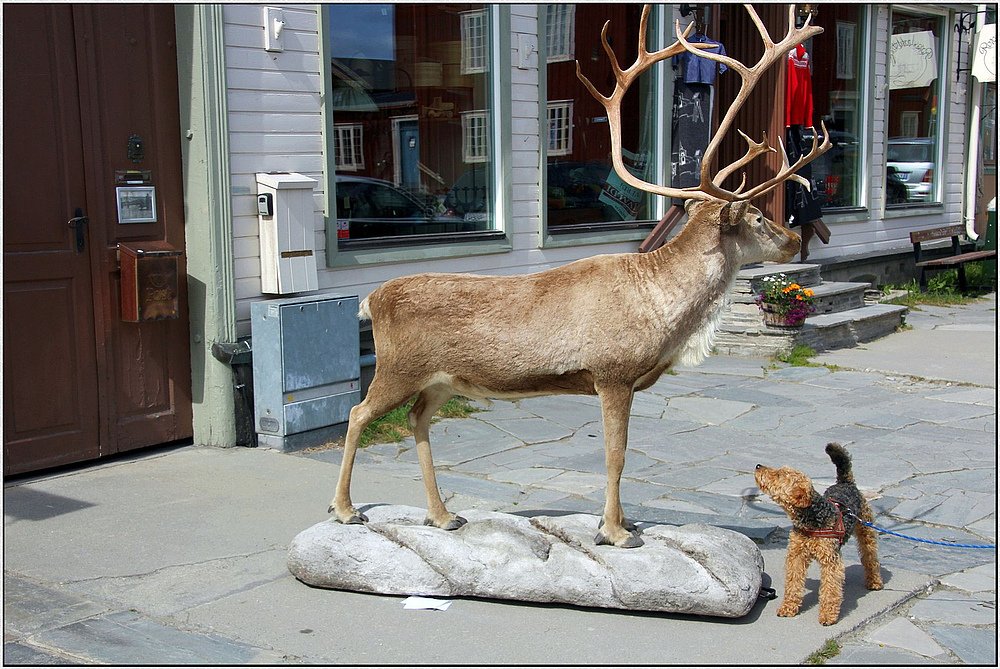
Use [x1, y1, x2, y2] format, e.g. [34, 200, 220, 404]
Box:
[483, 417, 574, 444]
[908, 590, 998, 626]
[29, 611, 284, 665]
[926, 625, 998, 665]
[829, 642, 945, 665]
[4, 641, 81, 665]
[940, 563, 997, 593]
[3, 575, 108, 637]
[865, 617, 948, 659]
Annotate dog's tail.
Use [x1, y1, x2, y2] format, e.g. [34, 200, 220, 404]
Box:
[826, 442, 855, 485]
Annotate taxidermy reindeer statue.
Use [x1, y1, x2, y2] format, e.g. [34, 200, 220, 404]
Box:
[330, 4, 830, 547]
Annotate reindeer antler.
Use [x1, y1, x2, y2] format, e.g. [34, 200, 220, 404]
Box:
[577, 4, 832, 203]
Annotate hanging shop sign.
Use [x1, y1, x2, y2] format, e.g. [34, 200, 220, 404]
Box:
[972, 23, 996, 83]
[889, 31, 938, 90]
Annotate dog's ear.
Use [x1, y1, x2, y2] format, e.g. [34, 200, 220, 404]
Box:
[791, 483, 813, 508]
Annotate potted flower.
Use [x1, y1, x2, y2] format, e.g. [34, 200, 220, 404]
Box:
[755, 273, 816, 328]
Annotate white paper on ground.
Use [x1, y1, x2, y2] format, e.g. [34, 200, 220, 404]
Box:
[402, 596, 452, 611]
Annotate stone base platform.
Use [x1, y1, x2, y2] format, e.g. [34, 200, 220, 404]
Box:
[288, 505, 764, 618]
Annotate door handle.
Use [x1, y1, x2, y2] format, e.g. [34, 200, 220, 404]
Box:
[68, 207, 89, 253]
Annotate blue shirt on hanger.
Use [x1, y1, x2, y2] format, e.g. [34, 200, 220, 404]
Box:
[676, 36, 728, 85]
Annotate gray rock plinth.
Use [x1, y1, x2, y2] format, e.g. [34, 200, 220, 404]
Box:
[287, 505, 764, 617]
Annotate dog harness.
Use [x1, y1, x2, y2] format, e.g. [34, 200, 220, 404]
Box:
[796, 498, 847, 543]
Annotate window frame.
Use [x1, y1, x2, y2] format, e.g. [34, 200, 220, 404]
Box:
[884, 5, 950, 210]
[460, 9, 488, 75]
[333, 123, 364, 171]
[545, 4, 575, 63]
[546, 100, 574, 157]
[461, 110, 490, 164]
[321, 4, 513, 266]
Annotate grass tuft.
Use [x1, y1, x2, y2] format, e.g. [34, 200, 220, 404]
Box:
[775, 344, 818, 367]
[805, 639, 841, 665]
[884, 261, 996, 308]
[359, 396, 480, 447]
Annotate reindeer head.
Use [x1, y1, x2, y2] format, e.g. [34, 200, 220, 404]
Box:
[577, 4, 830, 260]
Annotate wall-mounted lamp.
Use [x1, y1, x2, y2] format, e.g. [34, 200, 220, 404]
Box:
[798, 5, 819, 20]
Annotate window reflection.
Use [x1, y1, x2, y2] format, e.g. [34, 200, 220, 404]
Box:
[546, 4, 655, 230]
[328, 4, 494, 244]
[805, 6, 867, 209]
[886, 10, 943, 205]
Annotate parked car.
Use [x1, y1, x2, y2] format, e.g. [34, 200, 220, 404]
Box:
[886, 166, 909, 205]
[334, 176, 463, 240]
[887, 137, 935, 202]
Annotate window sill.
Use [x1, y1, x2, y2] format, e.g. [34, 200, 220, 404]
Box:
[818, 206, 869, 224]
[884, 202, 945, 219]
[328, 232, 511, 267]
[542, 221, 655, 248]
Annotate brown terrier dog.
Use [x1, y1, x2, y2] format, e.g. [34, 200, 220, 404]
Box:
[755, 443, 883, 625]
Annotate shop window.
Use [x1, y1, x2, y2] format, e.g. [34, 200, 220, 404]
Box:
[797, 6, 868, 210]
[327, 4, 496, 246]
[544, 3, 657, 232]
[886, 9, 945, 205]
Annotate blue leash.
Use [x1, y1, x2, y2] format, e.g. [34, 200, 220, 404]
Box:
[845, 511, 996, 549]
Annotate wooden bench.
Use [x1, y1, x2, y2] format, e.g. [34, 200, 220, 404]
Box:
[910, 225, 997, 291]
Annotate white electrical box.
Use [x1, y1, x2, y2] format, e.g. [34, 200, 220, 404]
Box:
[256, 172, 319, 294]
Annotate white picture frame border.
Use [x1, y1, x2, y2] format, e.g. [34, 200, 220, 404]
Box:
[116, 186, 157, 224]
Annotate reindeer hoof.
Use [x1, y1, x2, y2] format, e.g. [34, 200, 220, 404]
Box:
[594, 529, 644, 548]
[424, 515, 467, 531]
[598, 518, 639, 533]
[329, 505, 368, 524]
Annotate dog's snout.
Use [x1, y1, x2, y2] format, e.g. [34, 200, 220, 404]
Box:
[755, 464, 762, 470]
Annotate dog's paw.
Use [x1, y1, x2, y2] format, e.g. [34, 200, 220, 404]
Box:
[776, 603, 799, 618]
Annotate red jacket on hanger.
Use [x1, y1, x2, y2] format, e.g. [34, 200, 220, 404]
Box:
[786, 44, 813, 127]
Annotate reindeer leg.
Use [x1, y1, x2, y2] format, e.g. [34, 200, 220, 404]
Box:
[410, 385, 467, 531]
[595, 384, 642, 548]
[329, 371, 415, 524]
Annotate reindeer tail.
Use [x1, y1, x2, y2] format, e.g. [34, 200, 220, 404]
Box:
[826, 442, 855, 485]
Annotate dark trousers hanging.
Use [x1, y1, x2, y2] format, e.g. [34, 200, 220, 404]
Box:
[671, 81, 713, 207]
[784, 125, 824, 227]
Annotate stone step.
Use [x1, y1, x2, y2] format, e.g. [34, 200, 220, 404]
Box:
[717, 302, 908, 359]
[809, 281, 869, 314]
[732, 263, 822, 297]
[794, 303, 909, 353]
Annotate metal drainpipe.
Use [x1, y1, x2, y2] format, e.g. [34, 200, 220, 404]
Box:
[210, 338, 255, 447]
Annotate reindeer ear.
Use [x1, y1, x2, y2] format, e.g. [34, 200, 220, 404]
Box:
[684, 198, 700, 218]
[719, 201, 751, 229]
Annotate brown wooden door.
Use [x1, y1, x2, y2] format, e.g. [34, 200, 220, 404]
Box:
[3, 5, 103, 472]
[3, 5, 193, 476]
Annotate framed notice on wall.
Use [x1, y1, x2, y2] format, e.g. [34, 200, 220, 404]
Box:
[116, 186, 157, 224]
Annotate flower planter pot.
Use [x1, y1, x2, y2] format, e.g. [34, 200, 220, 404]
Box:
[760, 302, 806, 328]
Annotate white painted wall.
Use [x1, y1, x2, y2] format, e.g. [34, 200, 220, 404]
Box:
[221, 4, 973, 335]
